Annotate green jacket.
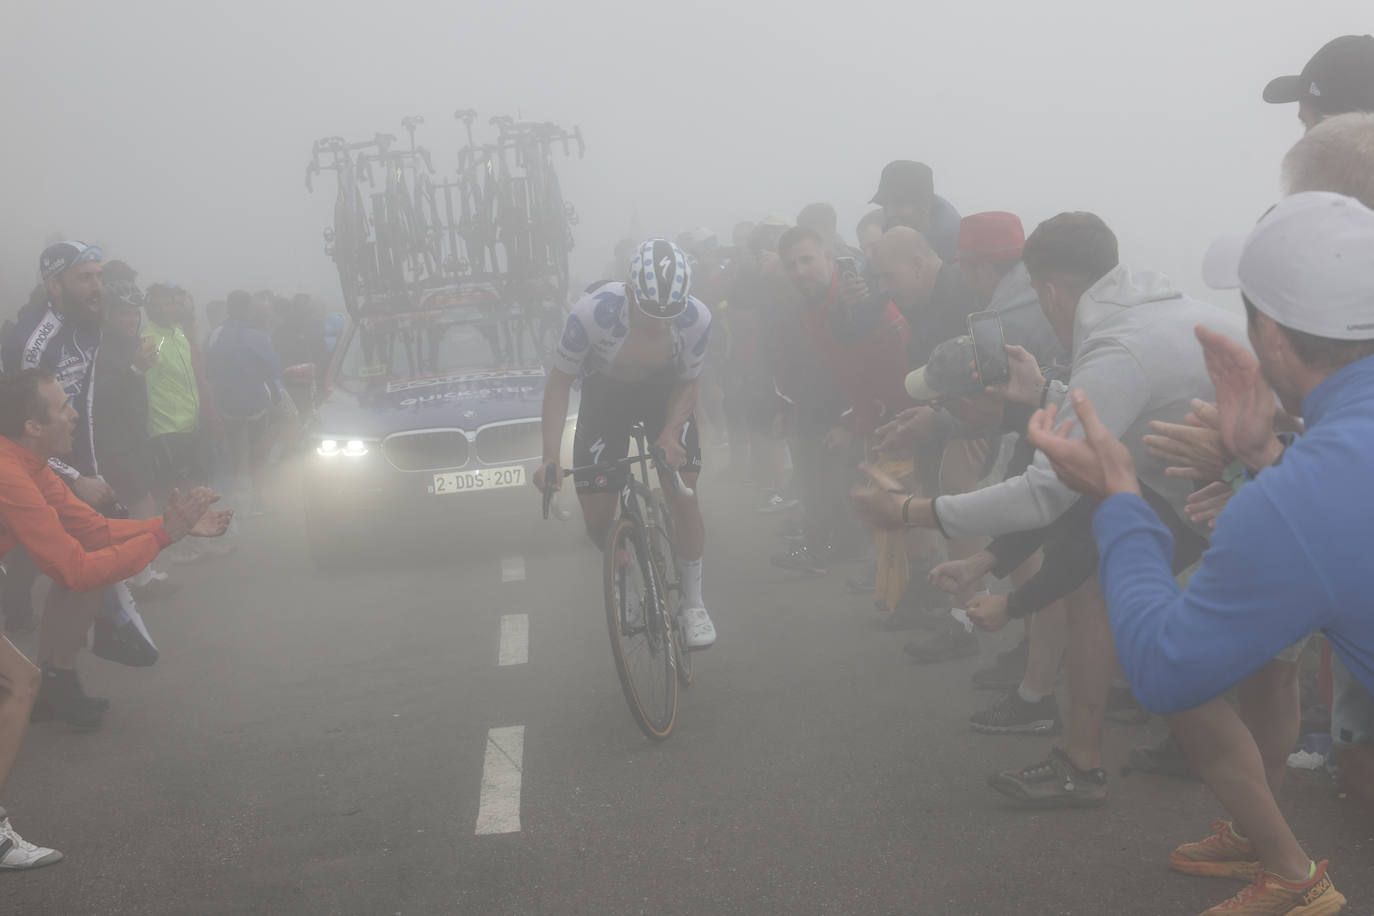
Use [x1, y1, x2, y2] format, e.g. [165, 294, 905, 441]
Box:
[142, 321, 199, 437]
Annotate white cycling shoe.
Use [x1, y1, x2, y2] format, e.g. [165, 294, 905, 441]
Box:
[0, 809, 63, 870]
[679, 606, 717, 649]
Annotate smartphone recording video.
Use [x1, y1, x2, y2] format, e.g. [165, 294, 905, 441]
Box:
[967, 310, 1010, 387]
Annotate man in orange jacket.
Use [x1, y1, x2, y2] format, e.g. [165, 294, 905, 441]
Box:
[0, 368, 230, 731]
[0, 368, 229, 867]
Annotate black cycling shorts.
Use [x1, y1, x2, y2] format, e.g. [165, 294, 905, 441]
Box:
[573, 373, 701, 494]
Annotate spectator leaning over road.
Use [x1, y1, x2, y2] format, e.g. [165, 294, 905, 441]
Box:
[774, 226, 904, 576]
[1025, 191, 1370, 916]
[854, 213, 1248, 810]
[0, 369, 230, 726]
[868, 160, 961, 260]
[209, 290, 282, 516]
[864, 226, 978, 632]
[902, 212, 1070, 665]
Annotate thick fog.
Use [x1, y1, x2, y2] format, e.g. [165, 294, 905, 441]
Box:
[1, 0, 1369, 308]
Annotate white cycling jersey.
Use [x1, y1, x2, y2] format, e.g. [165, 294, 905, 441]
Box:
[550, 281, 711, 382]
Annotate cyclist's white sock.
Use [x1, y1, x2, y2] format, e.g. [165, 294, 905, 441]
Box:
[679, 558, 703, 608]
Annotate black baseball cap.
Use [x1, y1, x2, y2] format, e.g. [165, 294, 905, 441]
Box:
[1264, 35, 1374, 116]
[905, 335, 981, 402]
[870, 160, 934, 207]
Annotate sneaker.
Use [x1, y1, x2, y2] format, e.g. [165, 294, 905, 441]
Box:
[1105, 684, 1151, 725]
[1129, 733, 1199, 780]
[92, 617, 159, 668]
[0, 810, 63, 870]
[770, 544, 828, 575]
[903, 627, 980, 663]
[1171, 820, 1261, 881]
[986, 748, 1109, 808]
[1200, 860, 1345, 915]
[30, 668, 107, 728]
[777, 520, 806, 544]
[971, 641, 1029, 690]
[755, 492, 798, 514]
[970, 691, 1062, 735]
[679, 606, 717, 649]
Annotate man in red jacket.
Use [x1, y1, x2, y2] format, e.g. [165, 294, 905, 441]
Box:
[777, 226, 911, 576]
[0, 369, 230, 728]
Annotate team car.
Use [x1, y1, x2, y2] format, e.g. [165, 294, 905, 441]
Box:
[302, 286, 574, 567]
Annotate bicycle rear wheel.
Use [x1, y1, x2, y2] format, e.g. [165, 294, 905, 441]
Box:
[604, 517, 677, 741]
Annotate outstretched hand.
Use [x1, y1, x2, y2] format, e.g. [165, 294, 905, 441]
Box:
[849, 463, 910, 530]
[190, 508, 235, 537]
[1025, 390, 1140, 499]
[1195, 325, 1283, 471]
[162, 487, 220, 542]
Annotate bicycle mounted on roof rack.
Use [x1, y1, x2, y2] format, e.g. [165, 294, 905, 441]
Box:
[305, 111, 583, 362]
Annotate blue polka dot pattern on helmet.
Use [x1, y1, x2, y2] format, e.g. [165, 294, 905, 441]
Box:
[626, 238, 694, 319]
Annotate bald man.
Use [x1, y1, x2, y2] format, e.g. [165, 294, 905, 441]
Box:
[870, 227, 976, 369]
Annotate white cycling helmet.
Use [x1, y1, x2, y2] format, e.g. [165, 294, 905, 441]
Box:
[628, 238, 692, 319]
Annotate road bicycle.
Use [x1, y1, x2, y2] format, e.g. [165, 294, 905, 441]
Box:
[306, 134, 391, 316]
[542, 423, 694, 741]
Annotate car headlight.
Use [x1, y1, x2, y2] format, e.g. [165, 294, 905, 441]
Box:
[316, 438, 371, 458]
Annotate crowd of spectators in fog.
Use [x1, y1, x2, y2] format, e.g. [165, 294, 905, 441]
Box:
[0, 31, 1371, 916]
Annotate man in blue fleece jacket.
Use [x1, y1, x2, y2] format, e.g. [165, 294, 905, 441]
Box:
[1029, 191, 1373, 916]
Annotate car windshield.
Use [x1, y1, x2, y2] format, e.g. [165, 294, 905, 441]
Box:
[334, 308, 538, 395]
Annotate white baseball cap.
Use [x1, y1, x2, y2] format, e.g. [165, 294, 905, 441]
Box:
[1203, 191, 1374, 340]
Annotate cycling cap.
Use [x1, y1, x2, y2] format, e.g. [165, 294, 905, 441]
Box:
[628, 238, 692, 319]
[40, 240, 102, 281]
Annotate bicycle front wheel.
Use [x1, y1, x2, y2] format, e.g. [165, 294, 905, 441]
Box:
[604, 517, 677, 741]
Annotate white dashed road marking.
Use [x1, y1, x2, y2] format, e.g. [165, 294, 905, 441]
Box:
[475, 726, 524, 835]
[498, 615, 529, 667]
[500, 555, 525, 582]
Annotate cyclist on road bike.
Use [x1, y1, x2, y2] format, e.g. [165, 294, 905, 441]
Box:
[533, 238, 717, 648]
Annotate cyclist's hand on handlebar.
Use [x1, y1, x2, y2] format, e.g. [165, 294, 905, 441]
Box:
[655, 435, 688, 471]
[532, 460, 562, 493]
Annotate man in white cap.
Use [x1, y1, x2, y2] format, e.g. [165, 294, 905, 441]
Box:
[1027, 190, 1371, 916]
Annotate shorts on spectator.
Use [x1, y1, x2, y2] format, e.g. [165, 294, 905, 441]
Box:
[1332, 651, 1374, 749]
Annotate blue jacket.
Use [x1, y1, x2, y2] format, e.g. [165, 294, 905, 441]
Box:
[1093, 353, 1374, 714]
[207, 318, 281, 418]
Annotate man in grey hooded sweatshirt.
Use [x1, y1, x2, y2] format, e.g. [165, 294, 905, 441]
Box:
[860, 211, 1249, 806]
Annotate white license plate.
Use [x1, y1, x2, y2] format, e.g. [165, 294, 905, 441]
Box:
[431, 465, 525, 495]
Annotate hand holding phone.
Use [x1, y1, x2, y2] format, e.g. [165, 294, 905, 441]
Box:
[967, 310, 1010, 386]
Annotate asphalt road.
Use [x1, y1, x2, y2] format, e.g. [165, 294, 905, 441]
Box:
[3, 454, 1370, 915]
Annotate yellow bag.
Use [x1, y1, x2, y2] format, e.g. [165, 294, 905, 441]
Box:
[873, 456, 915, 612]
